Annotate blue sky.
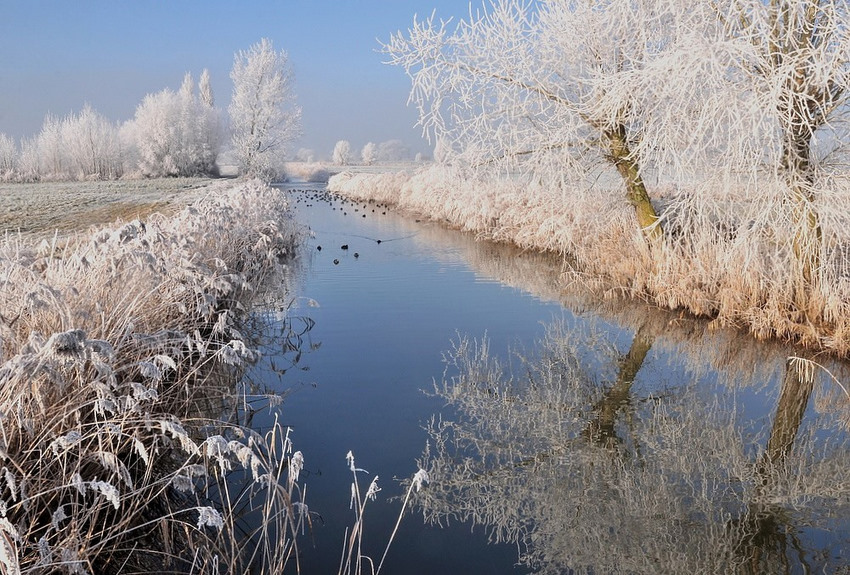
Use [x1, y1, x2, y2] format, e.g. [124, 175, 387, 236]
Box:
[0, 1, 473, 159]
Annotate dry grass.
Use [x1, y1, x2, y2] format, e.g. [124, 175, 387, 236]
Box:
[0, 178, 310, 574]
[329, 166, 850, 356]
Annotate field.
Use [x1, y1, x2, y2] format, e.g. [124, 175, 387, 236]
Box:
[0, 178, 222, 240]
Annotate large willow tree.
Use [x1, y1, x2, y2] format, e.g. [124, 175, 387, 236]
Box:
[387, 0, 850, 323]
[383, 0, 713, 242]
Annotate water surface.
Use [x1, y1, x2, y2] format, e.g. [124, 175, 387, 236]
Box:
[257, 183, 850, 574]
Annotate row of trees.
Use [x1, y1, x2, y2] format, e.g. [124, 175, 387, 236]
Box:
[0, 38, 300, 182]
[13, 105, 126, 181]
[384, 0, 850, 315]
[330, 138, 414, 165]
[292, 139, 415, 165]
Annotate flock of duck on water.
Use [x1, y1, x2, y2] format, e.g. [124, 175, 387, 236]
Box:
[290, 188, 394, 265]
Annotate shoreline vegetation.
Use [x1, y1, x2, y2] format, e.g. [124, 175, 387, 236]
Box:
[328, 164, 850, 357]
[0, 178, 309, 573]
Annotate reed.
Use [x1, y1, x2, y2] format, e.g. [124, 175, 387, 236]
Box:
[337, 451, 428, 575]
[0, 179, 308, 574]
[329, 166, 850, 355]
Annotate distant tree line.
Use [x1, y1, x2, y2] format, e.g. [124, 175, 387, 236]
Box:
[318, 138, 415, 166]
[0, 38, 299, 182]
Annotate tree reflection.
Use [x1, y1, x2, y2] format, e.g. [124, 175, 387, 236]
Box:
[760, 358, 815, 469]
[733, 357, 819, 574]
[583, 324, 653, 449]
[416, 322, 850, 574]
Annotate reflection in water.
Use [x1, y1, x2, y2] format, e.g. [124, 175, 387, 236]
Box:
[270, 187, 850, 572]
[583, 324, 653, 449]
[736, 358, 819, 574]
[415, 322, 850, 574]
[761, 358, 815, 469]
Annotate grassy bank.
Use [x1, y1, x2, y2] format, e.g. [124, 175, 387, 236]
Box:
[328, 166, 850, 355]
[0, 179, 308, 573]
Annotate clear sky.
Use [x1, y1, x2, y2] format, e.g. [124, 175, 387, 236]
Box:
[0, 1, 473, 160]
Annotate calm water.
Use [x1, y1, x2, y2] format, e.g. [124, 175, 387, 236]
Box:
[254, 183, 850, 574]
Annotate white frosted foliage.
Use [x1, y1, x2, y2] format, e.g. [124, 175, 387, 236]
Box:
[229, 38, 301, 181]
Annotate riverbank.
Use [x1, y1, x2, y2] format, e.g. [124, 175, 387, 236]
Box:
[0, 178, 307, 573]
[328, 165, 850, 356]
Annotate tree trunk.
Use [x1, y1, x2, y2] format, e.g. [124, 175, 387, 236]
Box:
[784, 130, 822, 316]
[605, 125, 663, 242]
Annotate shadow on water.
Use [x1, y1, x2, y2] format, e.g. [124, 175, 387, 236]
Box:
[260, 184, 850, 574]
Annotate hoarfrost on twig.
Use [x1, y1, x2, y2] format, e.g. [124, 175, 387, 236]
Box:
[197, 506, 224, 531]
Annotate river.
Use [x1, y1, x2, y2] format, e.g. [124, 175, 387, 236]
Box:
[254, 183, 850, 574]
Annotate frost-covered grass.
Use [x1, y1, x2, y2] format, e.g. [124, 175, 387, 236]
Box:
[0, 178, 218, 240]
[0, 179, 310, 573]
[329, 166, 850, 355]
[337, 451, 428, 575]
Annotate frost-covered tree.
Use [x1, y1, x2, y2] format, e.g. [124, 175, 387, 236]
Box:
[361, 141, 378, 165]
[613, 0, 850, 312]
[377, 139, 410, 162]
[61, 104, 123, 179]
[31, 107, 124, 180]
[383, 0, 708, 241]
[698, 0, 850, 312]
[199, 68, 215, 108]
[229, 38, 301, 181]
[387, 0, 850, 310]
[197, 69, 222, 175]
[129, 72, 221, 177]
[17, 137, 40, 182]
[0, 133, 17, 178]
[295, 148, 315, 163]
[130, 88, 181, 176]
[176, 72, 198, 173]
[118, 120, 140, 176]
[332, 139, 352, 165]
[36, 114, 65, 178]
[174, 70, 222, 176]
